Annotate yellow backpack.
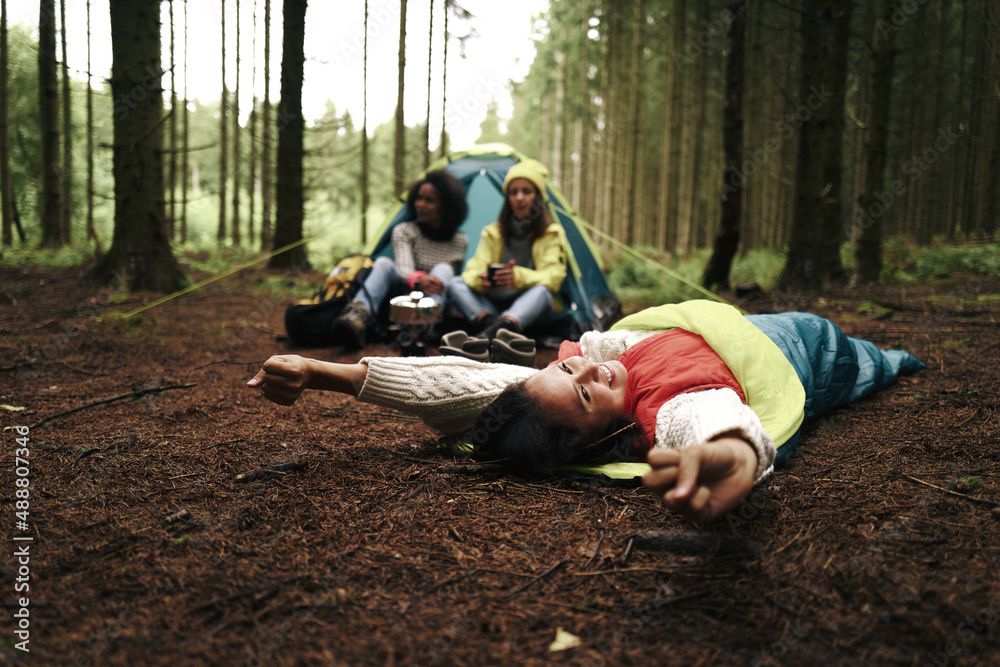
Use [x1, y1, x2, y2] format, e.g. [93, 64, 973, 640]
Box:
[283, 255, 374, 347]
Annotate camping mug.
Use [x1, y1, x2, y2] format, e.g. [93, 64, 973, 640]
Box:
[487, 263, 506, 283]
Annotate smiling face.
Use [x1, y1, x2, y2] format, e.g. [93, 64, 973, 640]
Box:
[414, 182, 442, 228]
[506, 178, 538, 219]
[523, 356, 628, 436]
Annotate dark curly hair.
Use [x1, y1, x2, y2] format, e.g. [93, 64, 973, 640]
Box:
[403, 169, 469, 240]
[472, 382, 646, 476]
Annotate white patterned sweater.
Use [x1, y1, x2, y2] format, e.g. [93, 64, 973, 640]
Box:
[391, 222, 468, 279]
[358, 329, 775, 484]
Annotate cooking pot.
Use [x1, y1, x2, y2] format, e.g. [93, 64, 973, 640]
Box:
[388, 291, 441, 325]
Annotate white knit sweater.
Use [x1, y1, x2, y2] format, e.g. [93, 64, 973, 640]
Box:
[358, 329, 776, 483]
[357, 356, 534, 435]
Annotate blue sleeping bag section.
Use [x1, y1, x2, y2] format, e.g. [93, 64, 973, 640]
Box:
[746, 313, 925, 465]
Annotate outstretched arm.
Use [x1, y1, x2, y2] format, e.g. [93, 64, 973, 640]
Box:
[642, 434, 757, 524]
[247, 355, 368, 405]
[248, 354, 535, 435]
[642, 388, 776, 523]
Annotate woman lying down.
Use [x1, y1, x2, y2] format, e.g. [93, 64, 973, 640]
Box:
[248, 300, 924, 523]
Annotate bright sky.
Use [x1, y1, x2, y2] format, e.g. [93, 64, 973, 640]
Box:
[8, 0, 547, 150]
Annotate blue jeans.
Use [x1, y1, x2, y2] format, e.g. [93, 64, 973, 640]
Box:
[447, 276, 555, 331]
[356, 257, 455, 313]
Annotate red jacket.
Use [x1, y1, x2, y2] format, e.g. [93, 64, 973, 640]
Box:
[556, 330, 745, 457]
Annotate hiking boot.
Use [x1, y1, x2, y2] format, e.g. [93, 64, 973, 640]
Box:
[331, 300, 371, 349]
[479, 316, 518, 341]
[439, 330, 490, 363]
[490, 328, 536, 367]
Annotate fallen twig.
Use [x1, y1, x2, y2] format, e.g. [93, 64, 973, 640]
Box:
[208, 438, 245, 449]
[0, 360, 36, 373]
[32, 383, 197, 428]
[235, 460, 304, 482]
[900, 474, 999, 508]
[626, 590, 711, 616]
[583, 533, 605, 570]
[193, 356, 268, 370]
[773, 523, 834, 555]
[504, 559, 569, 597]
[189, 576, 303, 614]
[621, 537, 635, 565]
[75, 447, 103, 461]
[422, 568, 478, 597]
[629, 529, 760, 557]
[435, 463, 509, 475]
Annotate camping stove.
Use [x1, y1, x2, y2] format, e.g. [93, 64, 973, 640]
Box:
[387, 291, 441, 357]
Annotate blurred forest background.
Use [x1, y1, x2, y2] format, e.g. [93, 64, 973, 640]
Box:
[1, 0, 997, 299]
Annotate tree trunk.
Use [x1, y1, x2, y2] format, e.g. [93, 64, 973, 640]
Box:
[59, 0, 72, 244]
[966, 3, 990, 238]
[439, 0, 449, 159]
[247, 0, 257, 244]
[231, 0, 241, 246]
[247, 106, 256, 243]
[260, 0, 273, 251]
[944, 0, 964, 240]
[167, 0, 177, 239]
[703, 0, 746, 292]
[626, 0, 643, 246]
[218, 0, 228, 243]
[654, 0, 680, 252]
[779, 0, 852, 291]
[910, 4, 930, 243]
[87, 0, 187, 292]
[665, 0, 685, 252]
[0, 0, 12, 246]
[925, 1, 947, 241]
[988, 4, 1000, 238]
[86, 0, 99, 254]
[571, 0, 589, 214]
[686, 0, 709, 249]
[38, 0, 63, 247]
[268, 0, 308, 270]
[361, 0, 369, 244]
[424, 0, 433, 170]
[846, 1, 871, 253]
[595, 2, 618, 237]
[553, 43, 566, 188]
[853, 0, 895, 285]
[603, 2, 622, 238]
[394, 0, 407, 197]
[181, 0, 189, 244]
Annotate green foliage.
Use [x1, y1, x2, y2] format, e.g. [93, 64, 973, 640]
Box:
[605, 246, 788, 309]
[730, 248, 786, 291]
[1, 25, 116, 249]
[946, 476, 982, 492]
[856, 301, 894, 319]
[0, 245, 91, 268]
[880, 240, 1000, 282]
[606, 247, 714, 307]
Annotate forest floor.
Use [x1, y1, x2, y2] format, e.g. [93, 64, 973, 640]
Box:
[1, 260, 999, 667]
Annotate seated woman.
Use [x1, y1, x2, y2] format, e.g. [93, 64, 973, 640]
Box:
[248, 301, 923, 523]
[331, 169, 469, 349]
[447, 159, 567, 340]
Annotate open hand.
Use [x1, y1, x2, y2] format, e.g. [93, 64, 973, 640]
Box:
[416, 274, 446, 295]
[642, 437, 758, 523]
[247, 355, 312, 405]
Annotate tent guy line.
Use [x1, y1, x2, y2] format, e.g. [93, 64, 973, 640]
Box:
[119, 231, 325, 319]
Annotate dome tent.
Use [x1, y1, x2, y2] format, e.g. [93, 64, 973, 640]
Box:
[365, 143, 621, 340]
